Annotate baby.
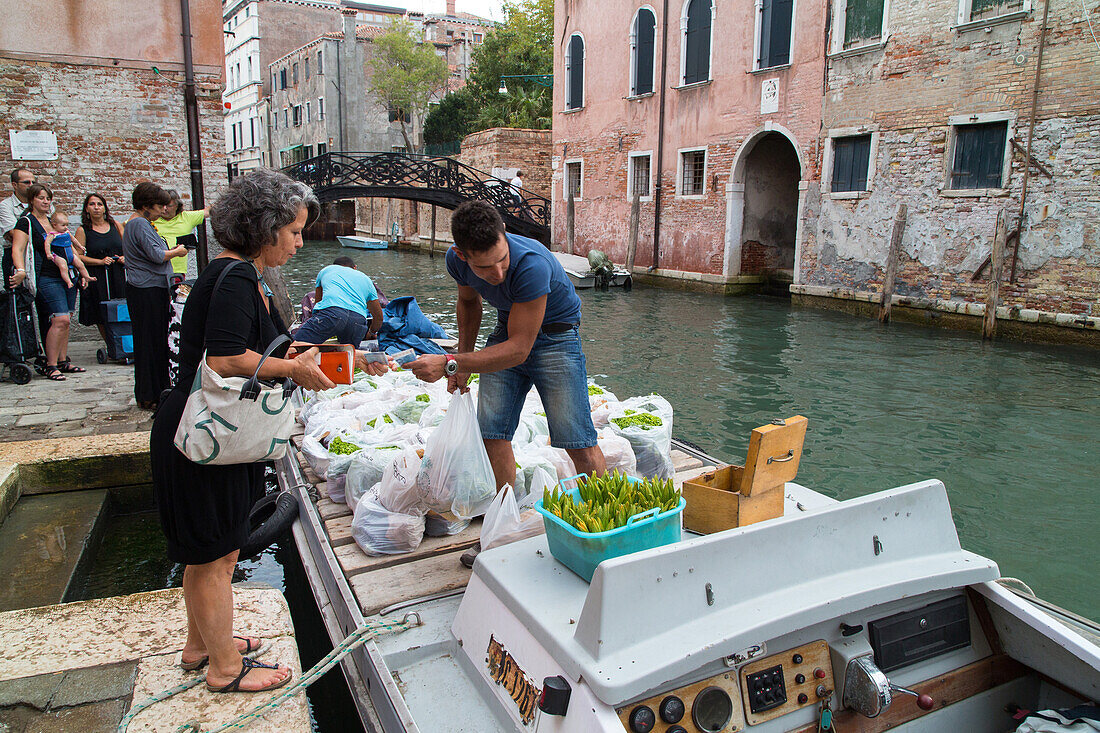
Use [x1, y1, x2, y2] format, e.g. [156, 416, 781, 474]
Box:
[46, 211, 93, 289]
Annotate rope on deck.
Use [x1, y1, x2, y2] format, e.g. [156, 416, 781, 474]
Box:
[117, 613, 422, 733]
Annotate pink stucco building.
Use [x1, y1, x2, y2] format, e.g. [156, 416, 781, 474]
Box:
[551, 0, 825, 288]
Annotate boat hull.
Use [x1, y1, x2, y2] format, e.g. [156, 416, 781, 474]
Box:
[339, 235, 388, 250]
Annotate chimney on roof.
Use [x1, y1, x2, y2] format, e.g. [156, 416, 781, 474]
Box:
[446, 0, 456, 16]
[342, 7, 356, 42]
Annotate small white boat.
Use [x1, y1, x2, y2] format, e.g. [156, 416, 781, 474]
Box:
[339, 235, 388, 250]
[554, 252, 632, 289]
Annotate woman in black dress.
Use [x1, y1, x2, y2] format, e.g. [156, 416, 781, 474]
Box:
[75, 193, 126, 350]
[150, 168, 388, 694]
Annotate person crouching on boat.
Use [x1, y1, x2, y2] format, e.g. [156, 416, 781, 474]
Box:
[149, 169, 390, 694]
[292, 255, 383, 347]
[407, 201, 606, 567]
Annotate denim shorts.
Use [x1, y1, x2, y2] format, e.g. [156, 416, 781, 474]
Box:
[36, 275, 76, 319]
[477, 323, 598, 450]
[292, 305, 369, 347]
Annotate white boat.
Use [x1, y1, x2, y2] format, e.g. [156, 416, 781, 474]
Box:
[280, 437, 1100, 733]
[339, 235, 389, 250]
[553, 252, 632, 289]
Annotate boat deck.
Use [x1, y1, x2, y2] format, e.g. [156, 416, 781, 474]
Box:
[290, 424, 719, 618]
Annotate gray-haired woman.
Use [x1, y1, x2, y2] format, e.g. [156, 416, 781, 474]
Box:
[149, 168, 388, 694]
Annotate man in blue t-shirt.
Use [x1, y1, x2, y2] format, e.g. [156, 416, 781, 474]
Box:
[409, 202, 606, 547]
[293, 256, 383, 347]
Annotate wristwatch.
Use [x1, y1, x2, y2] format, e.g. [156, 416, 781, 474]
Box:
[444, 355, 458, 376]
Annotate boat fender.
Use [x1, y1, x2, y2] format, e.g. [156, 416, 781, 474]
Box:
[239, 492, 299, 558]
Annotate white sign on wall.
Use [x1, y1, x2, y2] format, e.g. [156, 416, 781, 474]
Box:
[760, 79, 779, 115]
[9, 130, 59, 161]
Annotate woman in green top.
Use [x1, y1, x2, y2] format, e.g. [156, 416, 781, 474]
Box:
[153, 189, 208, 276]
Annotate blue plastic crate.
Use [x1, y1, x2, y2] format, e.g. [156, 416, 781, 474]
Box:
[535, 477, 685, 582]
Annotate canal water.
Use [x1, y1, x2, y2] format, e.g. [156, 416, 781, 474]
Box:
[287, 241, 1099, 620]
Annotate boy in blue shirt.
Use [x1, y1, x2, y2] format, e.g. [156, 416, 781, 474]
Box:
[293, 256, 383, 347]
[409, 201, 606, 565]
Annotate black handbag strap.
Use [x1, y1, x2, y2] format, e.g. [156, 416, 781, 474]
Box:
[209, 259, 297, 401]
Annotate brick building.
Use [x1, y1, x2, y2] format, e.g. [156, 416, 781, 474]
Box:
[796, 0, 1100, 319]
[550, 0, 827, 286]
[0, 0, 226, 223]
[266, 2, 493, 166]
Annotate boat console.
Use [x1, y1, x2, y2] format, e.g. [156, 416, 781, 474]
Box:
[452, 480, 1021, 732]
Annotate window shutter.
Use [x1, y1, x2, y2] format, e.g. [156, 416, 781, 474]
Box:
[568, 35, 585, 109]
[844, 0, 885, 47]
[685, 0, 712, 84]
[951, 122, 1007, 189]
[767, 0, 793, 67]
[635, 10, 656, 95]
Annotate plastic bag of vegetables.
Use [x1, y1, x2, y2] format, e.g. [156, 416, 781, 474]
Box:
[351, 489, 425, 556]
[345, 443, 405, 511]
[417, 392, 496, 520]
[607, 395, 674, 479]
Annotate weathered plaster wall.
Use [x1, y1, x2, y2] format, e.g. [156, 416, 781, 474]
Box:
[551, 0, 825, 274]
[804, 0, 1100, 315]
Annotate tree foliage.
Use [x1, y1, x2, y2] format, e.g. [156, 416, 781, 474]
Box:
[464, 0, 554, 131]
[368, 17, 449, 151]
[423, 88, 476, 145]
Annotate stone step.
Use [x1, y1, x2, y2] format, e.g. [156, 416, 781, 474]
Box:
[0, 490, 109, 612]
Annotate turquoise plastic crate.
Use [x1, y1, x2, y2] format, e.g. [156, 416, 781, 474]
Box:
[534, 477, 685, 582]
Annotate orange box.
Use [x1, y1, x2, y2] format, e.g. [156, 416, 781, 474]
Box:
[316, 344, 355, 385]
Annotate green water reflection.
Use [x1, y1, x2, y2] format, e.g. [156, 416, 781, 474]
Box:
[288, 242, 1099, 619]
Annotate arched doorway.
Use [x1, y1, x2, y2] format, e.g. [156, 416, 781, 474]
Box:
[724, 127, 804, 283]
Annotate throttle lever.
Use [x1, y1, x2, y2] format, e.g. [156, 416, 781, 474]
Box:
[889, 683, 935, 711]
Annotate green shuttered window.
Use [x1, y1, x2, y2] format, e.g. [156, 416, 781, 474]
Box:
[831, 135, 872, 192]
[844, 0, 885, 48]
[684, 0, 712, 84]
[951, 122, 1008, 189]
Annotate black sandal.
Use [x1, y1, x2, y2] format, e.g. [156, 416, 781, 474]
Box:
[43, 365, 66, 381]
[57, 358, 86, 373]
[206, 656, 292, 693]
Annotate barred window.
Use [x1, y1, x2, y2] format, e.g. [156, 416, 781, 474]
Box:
[565, 161, 582, 200]
[629, 154, 651, 198]
[680, 149, 705, 196]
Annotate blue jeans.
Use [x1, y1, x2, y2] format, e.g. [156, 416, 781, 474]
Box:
[36, 275, 76, 319]
[292, 306, 369, 347]
[477, 323, 598, 449]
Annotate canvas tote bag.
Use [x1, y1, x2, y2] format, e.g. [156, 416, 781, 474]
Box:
[173, 260, 297, 465]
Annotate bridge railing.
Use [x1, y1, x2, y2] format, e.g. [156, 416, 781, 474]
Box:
[283, 152, 550, 236]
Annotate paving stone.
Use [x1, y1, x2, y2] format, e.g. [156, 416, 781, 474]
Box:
[0, 673, 63, 710]
[50, 662, 136, 708]
[0, 406, 48, 416]
[24, 699, 126, 733]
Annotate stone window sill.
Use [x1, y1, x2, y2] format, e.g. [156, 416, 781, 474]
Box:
[828, 40, 886, 59]
[940, 187, 1010, 198]
[828, 190, 870, 200]
[953, 10, 1029, 33]
[674, 79, 712, 91]
[677, 193, 707, 200]
[561, 107, 585, 115]
[626, 195, 654, 203]
[750, 63, 792, 75]
[625, 92, 656, 101]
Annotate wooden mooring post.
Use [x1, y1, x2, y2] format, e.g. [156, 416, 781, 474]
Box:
[429, 204, 436, 258]
[878, 204, 908, 323]
[626, 192, 640, 274]
[983, 209, 1008, 340]
[566, 189, 575, 256]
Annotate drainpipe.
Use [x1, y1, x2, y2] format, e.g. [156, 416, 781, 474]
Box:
[650, 0, 670, 271]
[1011, 0, 1050, 283]
[179, 0, 208, 271]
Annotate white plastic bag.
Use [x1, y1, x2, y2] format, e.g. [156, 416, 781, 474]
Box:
[417, 392, 497, 520]
[597, 430, 638, 477]
[377, 447, 424, 515]
[480, 484, 544, 551]
[351, 490, 425, 556]
[608, 395, 674, 479]
[300, 434, 330, 478]
[344, 444, 404, 511]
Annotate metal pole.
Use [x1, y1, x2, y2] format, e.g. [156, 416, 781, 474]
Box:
[1011, 0, 1051, 283]
[650, 0, 670, 271]
[179, 0, 208, 271]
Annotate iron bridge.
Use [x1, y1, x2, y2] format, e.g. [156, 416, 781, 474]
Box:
[283, 152, 550, 244]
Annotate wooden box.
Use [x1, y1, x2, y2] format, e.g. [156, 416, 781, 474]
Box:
[681, 415, 808, 534]
[682, 466, 784, 534]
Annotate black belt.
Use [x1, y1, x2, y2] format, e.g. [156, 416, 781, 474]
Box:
[541, 322, 577, 334]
